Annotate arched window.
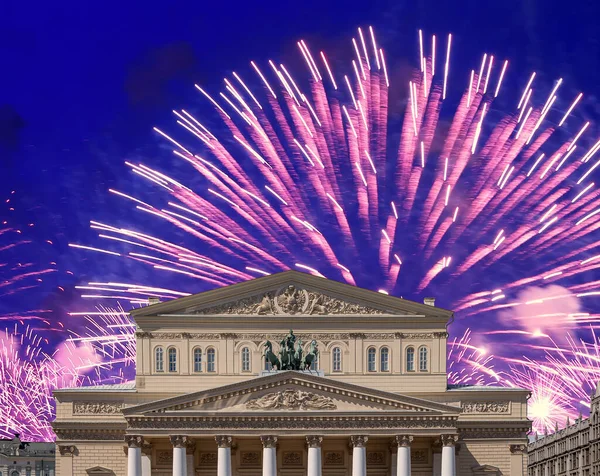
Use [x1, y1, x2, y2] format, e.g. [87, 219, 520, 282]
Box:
[419, 346, 428, 371]
[155, 347, 164, 372]
[380, 347, 389, 372]
[367, 347, 376, 372]
[193, 348, 202, 372]
[332, 347, 342, 372]
[207, 348, 216, 372]
[241, 347, 251, 372]
[406, 347, 415, 372]
[168, 347, 177, 372]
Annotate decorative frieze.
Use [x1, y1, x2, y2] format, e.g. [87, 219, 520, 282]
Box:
[395, 333, 435, 339]
[127, 416, 457, 430]
[411, 449, 428, 463]
[156, 450, 173, 465]
[282, 451, 302, 466]
[324, 451, 344, 465]
[199, 453, 217, 465]
[194, 285, 389, 315]
[461, 401, 510, 414]
[73, 401, 123, 415]
[142, 331, 438, 341]
[246, 390, 337, 411]
[366, 451, 384, 465]
[240, 451, 261, 466]
[54, 429, 125, 441]
[460, 427, 529, 439]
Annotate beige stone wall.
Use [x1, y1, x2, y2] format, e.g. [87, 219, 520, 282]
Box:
[64, 441, 127, 476]
[458, 440, 525, 475]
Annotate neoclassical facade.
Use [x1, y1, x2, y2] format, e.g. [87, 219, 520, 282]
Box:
[527, 383, 600, 475]
[0, 434, 56, 476]
[53, 271, 531, 475]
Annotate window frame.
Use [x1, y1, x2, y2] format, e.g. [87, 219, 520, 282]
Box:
[332, 346, 342, 372]
[193, 347, 203, 373]
[207, 347, 216, 372]
[155, 346, 164, 372]
[167, 347, 177, 373]
[418, 345, 428, 372]
[367, 347, 376, 372]
[406, 346, 415, 372]
[380, 346, 390, 372]
[241, 346, 251, 372]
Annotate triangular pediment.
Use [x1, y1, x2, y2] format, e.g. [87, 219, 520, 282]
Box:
[86, 467, 115, 475]
[472, 465, 501, 475]
[123, 371, 460, 416]
[130, 270, 452, 318]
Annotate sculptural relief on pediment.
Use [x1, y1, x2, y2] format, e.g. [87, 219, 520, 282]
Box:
[194, 285, 388, 315]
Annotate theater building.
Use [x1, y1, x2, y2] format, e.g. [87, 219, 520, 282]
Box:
[52, 271, 531, 475]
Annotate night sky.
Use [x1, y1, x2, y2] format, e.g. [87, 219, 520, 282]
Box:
[2, 0, 600, 439]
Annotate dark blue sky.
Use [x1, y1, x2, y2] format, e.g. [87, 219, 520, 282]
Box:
[1, 0, 600, 317]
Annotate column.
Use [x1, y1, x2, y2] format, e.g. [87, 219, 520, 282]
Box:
[510, 444, 526, 476]
[350, 436, 368, 476]
[141, 443, 152, 476]
[395, 435, 412, 476]
[306, 436, 323, 476]
[125, 436, 144, 476]
[440, 435, 458, 476]
[186, 440, 196, 476]
[260, 435, 277, 476]
[215, 436, 233, 476]
[389, 441, 397, 476]
[170, 436, 189, 476]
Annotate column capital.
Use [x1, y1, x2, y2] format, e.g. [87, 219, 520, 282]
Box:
[215, 436, 233, 448]
[440, 434, 459, 447]
[510, 444, 527, 454]
[186, 440, 196, 455]
[350, 435, 368, 448]
[260, 435, 278, 448]
[394, 435, 413, 448]
[58, 445, 77, 457]
[170, 435, 190, 448]
[388, 441, 398, 454]
[306, 436, 323, 448]
[125, 435, 144, 448]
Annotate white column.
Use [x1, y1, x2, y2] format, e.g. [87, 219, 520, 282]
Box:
[141, 443, 152, 476]
[390, 443, 397, 476]
[395, 435, 412, 476]
[306, 436, 323, 476]
[216, 436, 233, 476]
[440, 435, 458, 476]
[171, 436, 189, 476]
[260, 435, 277, 476]
[126, 436, 144, 476]
[350, 436, 368, 476]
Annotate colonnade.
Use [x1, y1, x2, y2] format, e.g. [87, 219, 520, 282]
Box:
[125, 433, 458, 476]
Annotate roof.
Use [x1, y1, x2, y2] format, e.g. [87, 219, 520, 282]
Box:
[53, 381, 136, 393]
[447, 384, 529, 392]
[130, 270, 454, 319]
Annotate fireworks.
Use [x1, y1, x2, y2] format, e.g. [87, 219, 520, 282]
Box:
[2, 26, 599, 439]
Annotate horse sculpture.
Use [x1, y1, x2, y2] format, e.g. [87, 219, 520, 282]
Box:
[303, 339, 319, 371]
[264, 340, 281, 370]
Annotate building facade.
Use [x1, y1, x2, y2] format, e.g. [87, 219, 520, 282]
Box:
[527, 384, 600, 476]
[53, 271, 531, 476]
[0, 434, 56, 476]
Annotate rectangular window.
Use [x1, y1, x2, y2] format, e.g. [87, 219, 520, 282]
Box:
[332, 348, 341, 372]
[207, 350, 216, 372]
[168, 349, 177, 372]
[194, 349, 202, 372]
[242, 348, 250, 372]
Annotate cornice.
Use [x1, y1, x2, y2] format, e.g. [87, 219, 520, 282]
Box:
[135, 332, 445, 340]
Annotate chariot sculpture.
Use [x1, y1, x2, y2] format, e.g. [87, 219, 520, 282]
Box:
[263, 330, 319, 371]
